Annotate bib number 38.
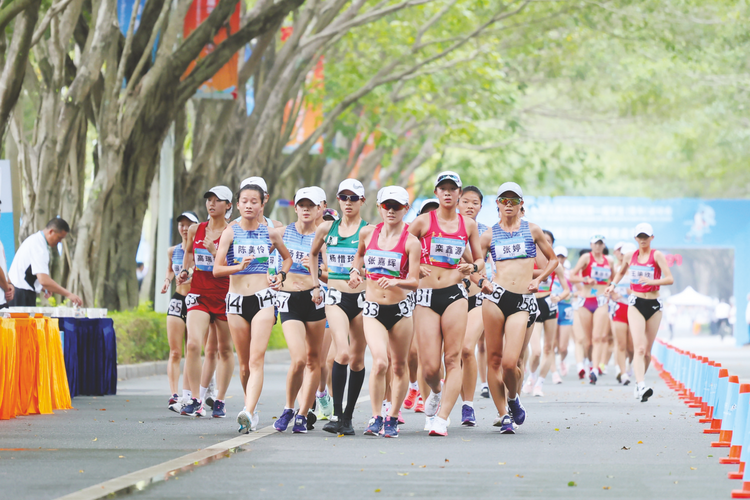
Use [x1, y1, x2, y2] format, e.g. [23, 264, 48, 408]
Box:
[415, 289, 433, 307]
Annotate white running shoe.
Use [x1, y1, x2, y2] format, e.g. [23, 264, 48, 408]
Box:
[429, 416, 449, 436]
[552, 372, 563, 385]
[621, 373, 631, 386]
[424, 416, 434, 431]
[533, 384, 544, 397]
[195, 402, 207, 417]
[559, 362, 568, 377]
[316, 394, 333, 420]
[424, 391, 441, 417]
[237, 409, 252, 434]
[638, 386, 653, 402]
[634, 385, 639, 399]
[250, 410, 259, 431]
[522, 376, 534, 395]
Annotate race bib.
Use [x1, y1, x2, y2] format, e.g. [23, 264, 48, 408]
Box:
[194, 249, 215, 272]
[325, 288, 342, 306]
[573, 296, 585, 309]
[255, 288, 276, 309]
[596, 295, 608, 308]
[171, 261, 183, 275]
[520, 295, 538, 314]
[328, 248, 357, 276]
[185, 293, 199, 308]
[627, 294, 637, 306]
[429, 237, 466, 267]
[398, 299, 412, 317]
[629, 265, 655, 285]
[287, 241, 311, 273]
[168, 298, 183, 316]
[546, 296, 558, 312]
[475, 293, 484, 307]
[363, 300, 380, 318]
[415, 288, 433, 307]
[365, 249, 403, 278]
[311, 289, 325, 310]
[492, 236, 527, 261]
[590, 265, 611, 283]
[232, 238, 270, 264]
[226, 292, 243, 315]
[274, 291, 291, 312]
[457, 282, 469, 299]
[357, 292, 366, 309]
[485, 283, 506, 305]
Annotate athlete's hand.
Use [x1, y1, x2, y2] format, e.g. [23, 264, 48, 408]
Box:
[312, 287, 323, 305]
[377, 277, 396, 289]
[551, 295, 561, 304]
[67, 292, 83, 307]
[638, 276, 654, 285]
[239, 255, 255, 270]
[268, 274, 283, 291]
[528, 278, 540, 293]
[5, 283, 14, 301]
[583, 277, 595, 285]
[419, 266, 431, 279]
[457, 263, 474, 276]
[348, 273, 363, 289]
[176, 271, 188, 285]
[205, 240, 217, 256]
[481, 280, 494, 294]
[603, 285, 614, 297]
[301, 255, 310, 271]
[160, 278, 170, 294]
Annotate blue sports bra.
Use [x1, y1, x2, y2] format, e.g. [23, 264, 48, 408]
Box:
[283, 223, 322, 276]
[226, 223, 272, 275]
[489, 219, 536, 262]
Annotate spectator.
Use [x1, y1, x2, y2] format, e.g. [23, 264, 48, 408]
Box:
[8, 217, 83, 307]
[136, 262, 145, 291]
[714, 300, 731, 338]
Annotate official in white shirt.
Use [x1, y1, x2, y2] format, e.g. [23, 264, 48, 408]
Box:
[0, 239, 13, 309]
[8, 217, 83, 307]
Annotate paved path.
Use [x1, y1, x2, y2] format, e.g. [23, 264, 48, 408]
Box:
[0, 343, 742, 500]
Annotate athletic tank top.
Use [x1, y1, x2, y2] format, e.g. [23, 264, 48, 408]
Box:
[191, 222, 229, 293]
[326, 219, 368, 280]
[583, 254, 611, 285]
[225, 222, 271, 275]
[419, 210, 468, 269]
[629, 249, 661, 293]
[365, 223, 410, 281]
[489, 219, 536, 262]
[283, 223, 321, 276]
[172, 244, 185, 275]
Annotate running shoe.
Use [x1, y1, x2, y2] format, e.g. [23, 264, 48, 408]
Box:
[522, 377, 534, 395]
[205, 375, 217, 410]
[181, 398, 200, 416]
[274, 408, 295, 432]
[194, 402, 207, 417]
[168, 395, 181, 413]
[423, 416, 434, 431]
[599, 363, 607, 375]
[589, 369, 597, 385]
[616, 372, 622, 383]
[292, 414, 307, 433]
[533, 384, 544, 397]
[621, 373, 631, 386]
[397, 410, 405, 425]
[316, 394, 333, 420]
[364, 416, 384, 436]
[322, 416, 341, 434]
[404, 388, 419, 410]
[634, 385, 639, 399]
[339, 417, 355, 435]
[480, 386, 490, 399]
[559, 362, 568, 377]
[237, 409, 252, 434]
[424, 391, 441, 417]
[578, 367, 586, 380]
[507, 396, 526, 425]
[212, 399, 226, 418]
[383, 416, 399, 438]
[251, 410, 259, 431]
[429, 416, 449, 437]
[461, 404, 477, 427]
[498, 415, 515, 434]
[381, 401, 392, 419]
[552, 372, 563, 385]
[414, 396, 425, 413]
[306, 410, 317, 430]
[638, 386, 654, 402]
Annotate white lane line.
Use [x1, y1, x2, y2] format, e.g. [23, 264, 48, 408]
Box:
[57, 395, 371, 500]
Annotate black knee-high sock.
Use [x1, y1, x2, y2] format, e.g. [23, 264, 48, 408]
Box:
[344, 367, 366, 418]
[331, 361, 348, 417]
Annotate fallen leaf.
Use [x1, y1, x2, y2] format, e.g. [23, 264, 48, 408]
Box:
[498, 462, 506, 465]
[516, 475, 524, 478]
[92, 438, 97, 442]
[708, 455, 713, 458]
[607, 475, 614, 478]
[337, 434, 345, 437]
[690, 467, 697, 470]
[374, 489, 381, 493]
[554, 428, 560, 432]
[603, 486, 611, 490]
[109, 420, 115, 423]
[138, 421, 144, 424]
[674, 481, 679, 484]
[397, 473, 409, 476]
[79, 470, 84, 473]
[379, 451, 386, 454]
[568, 481, 577, 487]
[99, 409, 106, 411]
[118, 456, 124, 459]
[444, 459, 450, 463]
[299, 486, 305, 489]
[637, 441, 643, 444]
[420, 465, 426, 468]
[461, 438, 471, 442]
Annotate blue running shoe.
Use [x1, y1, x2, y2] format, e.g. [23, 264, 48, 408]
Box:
[274, 408, 294, 432]
[292, 414, 307, 433]
[499, 415, 515, 434]
[589, 369, 597, 385]
[181, 398, 200, 416]
[507, 396, 526, 425]
[461, 404, 477, 427]
[237, 409, 251, 434]
[212, 399, 226, 418]
[363, 416, 383, 436]
[383, 416, 399, 438]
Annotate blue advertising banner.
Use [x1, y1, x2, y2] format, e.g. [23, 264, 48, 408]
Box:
[0, 160, 15, 265]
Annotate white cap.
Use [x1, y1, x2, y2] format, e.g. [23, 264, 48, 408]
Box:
[377, 186, 410, 205]
[634, 222, 654, 237]
[337, 178, 365, 197]
[240, 176, 268, 194]
[621, 243, 637, 254]
[434, 171, 462, 188]
[590, 234, 606, 244]
[553, 245, 568, 258]
[294, 187, 323, 206]
[419, 198, 440, 214]
[614, 241, 626, 252]
[203, 186, 232, 203]
[177, 211, 199, 224]
[309, 186, 327, 203]
[496, 182, 523, 199]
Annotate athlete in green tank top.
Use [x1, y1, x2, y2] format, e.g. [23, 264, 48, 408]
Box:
[326, 219, 368, 281]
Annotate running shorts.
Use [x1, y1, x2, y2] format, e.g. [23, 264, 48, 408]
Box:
[611, 302, 629, 324]
[277, 289, 327, 324]
[579, 296, 607, 314]
[535, 295, 558, 323]
[415, 284, 468, 316]
[557, 302, 573, 326]
[325, 288, 364, 321]
[363, 297, 413, 330]
[167, 292, 188, 323]
[483, 283, 538, 322]
[468, 293, 484, 311]
[628, 296, 663, 321]
[186, 292, 227, 322]
[225, 289, 276, 323]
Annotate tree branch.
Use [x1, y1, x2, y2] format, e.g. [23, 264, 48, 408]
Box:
[30, 0, 76, 46]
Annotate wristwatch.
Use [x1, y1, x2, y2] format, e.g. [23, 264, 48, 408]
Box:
[279, 271, 287, 282]
[478, 278, 485, 289]
[473, 264, 479, 273]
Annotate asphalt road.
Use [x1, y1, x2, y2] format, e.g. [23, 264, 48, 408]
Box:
[0, 347, 741, 500]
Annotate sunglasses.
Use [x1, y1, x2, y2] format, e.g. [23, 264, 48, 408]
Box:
[380, 201, 406, 211]
[338, 194, 362, 202]
[498, 197, 522, 206]
[436, 174, 460, 185]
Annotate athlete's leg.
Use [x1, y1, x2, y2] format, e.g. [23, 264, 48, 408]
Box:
[612, 321, 629, 379]
[282, 320, 307, 409]
[212, 320, 234, 400]
[199, 323, 219, 397]
[298, 319, 326, 415]
[628, 307, 648, 384]
[167, 316, 186, 395]
[318, 327, 332, 393]
[343, 312, 367, 419]
[325, 305, 351, 417]
[388, 317, 414, 417]
[558, 324, 571, 366]
[643, 311, 662, 374]
[364, 317, 389, 417]
[436, 299, 469, 421]
[244, 308, 275, 413]
[538, 318, 558, 380]
[184, 310, 211, 395]
[482, 303, 507, 416]
[477, 333, 488, 385]
[460, 307, 485, 402]
[228, 314, 250, 393]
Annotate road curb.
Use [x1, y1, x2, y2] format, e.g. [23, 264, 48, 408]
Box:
[116, 349, 291, 381]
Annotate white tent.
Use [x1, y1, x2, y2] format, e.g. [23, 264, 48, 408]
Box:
[667, 286, 715, 307]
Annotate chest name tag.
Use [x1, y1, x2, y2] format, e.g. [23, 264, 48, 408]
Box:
[328, 247, 357, 276]
[429, 237, 466, 267]
[194, 249, 215, 272]
[590, 265, 611, 282]
[232, 238, 270, 264]
[365, 249, 402, 278]
[493, 236, 527, 261]
[629, 265, 654, 284]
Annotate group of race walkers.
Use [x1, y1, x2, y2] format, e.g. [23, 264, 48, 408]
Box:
[161, 171, 674, 438]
